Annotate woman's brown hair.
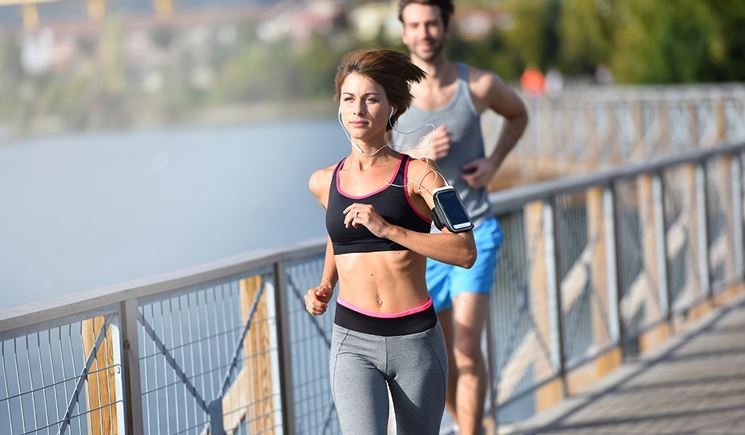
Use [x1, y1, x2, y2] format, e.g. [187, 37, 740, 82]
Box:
[334, 49, 426, 131]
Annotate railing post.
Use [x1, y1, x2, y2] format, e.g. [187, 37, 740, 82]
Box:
[209, 399, 225, 435]
[81, 316, 117, 434]
[603, 185, 624, 354]
[652, 173, 671, 320]
[607, 184, 626, 357]
[272, 261, 296, 435]
[545, 199, 567, 396]
[119, 299, 144, 434]
[636, 173, 671, 352]
[695, 163, 711, 298]
[110, 318, 127, 435]
[716, 155, 737, 282]
[484, 311, 498, 435]
[524, 199, 566, 411]
[733, 155, 744, 281]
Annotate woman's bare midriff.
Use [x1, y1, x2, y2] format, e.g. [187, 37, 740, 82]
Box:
[335, 250, 429, 313]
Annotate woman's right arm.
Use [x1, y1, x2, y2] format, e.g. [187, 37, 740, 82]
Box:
[305, 166, 337, 316]
[305, 236, 337, 315]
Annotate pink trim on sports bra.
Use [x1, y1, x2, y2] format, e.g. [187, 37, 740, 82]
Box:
[336, 155, 404, 199]
[336, 296, 433, 319]
[404, 157, 433, 224]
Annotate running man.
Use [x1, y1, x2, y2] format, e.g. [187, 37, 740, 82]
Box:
[393, 1, 528, 433]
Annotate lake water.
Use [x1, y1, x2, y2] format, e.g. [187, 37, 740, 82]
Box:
[0, 118, 348, 310]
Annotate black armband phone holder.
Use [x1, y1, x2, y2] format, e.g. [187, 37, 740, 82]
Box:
[431, 186, 474, 233]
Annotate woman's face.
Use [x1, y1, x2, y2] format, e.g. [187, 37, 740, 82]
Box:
[339, 72, 392, 142]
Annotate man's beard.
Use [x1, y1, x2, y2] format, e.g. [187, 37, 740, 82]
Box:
[413, 38, 445, 62]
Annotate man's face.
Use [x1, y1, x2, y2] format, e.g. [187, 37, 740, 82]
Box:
[401, 3, 448, 63]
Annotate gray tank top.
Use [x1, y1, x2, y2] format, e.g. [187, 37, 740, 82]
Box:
[392, 63, 493, 225]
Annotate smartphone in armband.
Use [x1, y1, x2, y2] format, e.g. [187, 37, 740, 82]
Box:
[431, 186, 474, 233]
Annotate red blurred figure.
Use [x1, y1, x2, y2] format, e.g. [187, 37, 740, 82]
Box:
[520, 67, 545, 97]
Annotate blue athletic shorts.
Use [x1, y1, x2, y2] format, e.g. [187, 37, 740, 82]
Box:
[427, 217, 504, 312]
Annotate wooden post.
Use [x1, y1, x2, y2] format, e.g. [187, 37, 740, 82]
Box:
[689, 102, 699, 148]
[715, 155, 736, 281]
[631, 103, 644, 162]
[637, 174, 671, 352]
[82, 316, 117, 435]
[525, 201, 565, 411]
[222, 276, 275, 434]
[716, 101, 727, 143]
[586, 187, 623, 376]
[658, 102, 671, 155]
[585, 104, 599, 170]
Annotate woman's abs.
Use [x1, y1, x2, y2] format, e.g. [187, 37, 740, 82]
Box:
[335, 250, 428, 314]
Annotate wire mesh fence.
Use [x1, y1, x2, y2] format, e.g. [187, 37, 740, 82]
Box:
[0, 311, 122, 435]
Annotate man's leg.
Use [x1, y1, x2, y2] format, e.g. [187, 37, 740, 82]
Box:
[447, 218, 502, 434]
[451, 292, 490, 435]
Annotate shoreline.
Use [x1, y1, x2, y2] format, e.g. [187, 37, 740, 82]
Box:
[0, 98, 336, 145]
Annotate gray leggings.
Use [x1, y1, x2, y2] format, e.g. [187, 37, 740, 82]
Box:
[329, 324, 448, 435]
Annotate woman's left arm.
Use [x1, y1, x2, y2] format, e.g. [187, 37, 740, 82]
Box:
[343, 159, 476, 268]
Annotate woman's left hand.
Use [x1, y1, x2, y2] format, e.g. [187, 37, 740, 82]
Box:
[343, 203, 390, 238]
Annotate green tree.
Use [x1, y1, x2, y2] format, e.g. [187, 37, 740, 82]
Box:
[558, 0, 615, 75]
[448, 30, 521, 80]
[707, 0, 745, 81]
[611, 0, 720, 83]
[499, 0, 558, 70]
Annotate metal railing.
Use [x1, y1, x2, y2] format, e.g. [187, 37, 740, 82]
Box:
[483, 85, 745, 179]
[1, 142, 744, 434]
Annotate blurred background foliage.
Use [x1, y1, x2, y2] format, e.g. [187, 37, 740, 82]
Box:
[0, 0, 743, 137]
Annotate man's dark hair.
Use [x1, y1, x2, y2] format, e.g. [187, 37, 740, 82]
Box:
[398, 0, 455, 30]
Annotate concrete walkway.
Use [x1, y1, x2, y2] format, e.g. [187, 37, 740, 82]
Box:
[506, 296, 745, 434]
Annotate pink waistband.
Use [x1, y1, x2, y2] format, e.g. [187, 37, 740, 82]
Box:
[337, 296, 432, 319]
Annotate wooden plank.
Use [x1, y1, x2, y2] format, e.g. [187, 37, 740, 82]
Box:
[639, 322, 671, 353]
[715, 155, 736, 280]
[587, 187, 622, 377]
[222, 275, 275, 434]
[637, 175, 665, 325]
[525, 201, 564, 411]
[681, 164, 706, 301]
[82, 316, 117, 435]
[566, 347, 622, 395]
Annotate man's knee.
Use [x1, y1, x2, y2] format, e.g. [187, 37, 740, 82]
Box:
[453, 331, 484, 369]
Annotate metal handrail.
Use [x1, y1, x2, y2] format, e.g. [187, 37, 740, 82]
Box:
[0, 239, 325, 335]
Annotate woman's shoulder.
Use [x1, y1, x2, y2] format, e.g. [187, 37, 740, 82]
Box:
[404, 157, 446, 193]
[308, 161, 339, 202]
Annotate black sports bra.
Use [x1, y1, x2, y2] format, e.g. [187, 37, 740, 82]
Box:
[325, 154, 431, 255]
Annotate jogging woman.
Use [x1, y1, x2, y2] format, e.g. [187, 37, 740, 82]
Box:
[305, 48, 476, 435]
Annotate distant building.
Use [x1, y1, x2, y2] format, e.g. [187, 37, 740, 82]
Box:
[348, 2, 400, 43]
[257, 0, 341, 45]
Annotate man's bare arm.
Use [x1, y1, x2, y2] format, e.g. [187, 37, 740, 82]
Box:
[461, 69, 528, 188]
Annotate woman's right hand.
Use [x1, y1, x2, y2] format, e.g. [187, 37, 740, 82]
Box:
[305, 283, 333, 315]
